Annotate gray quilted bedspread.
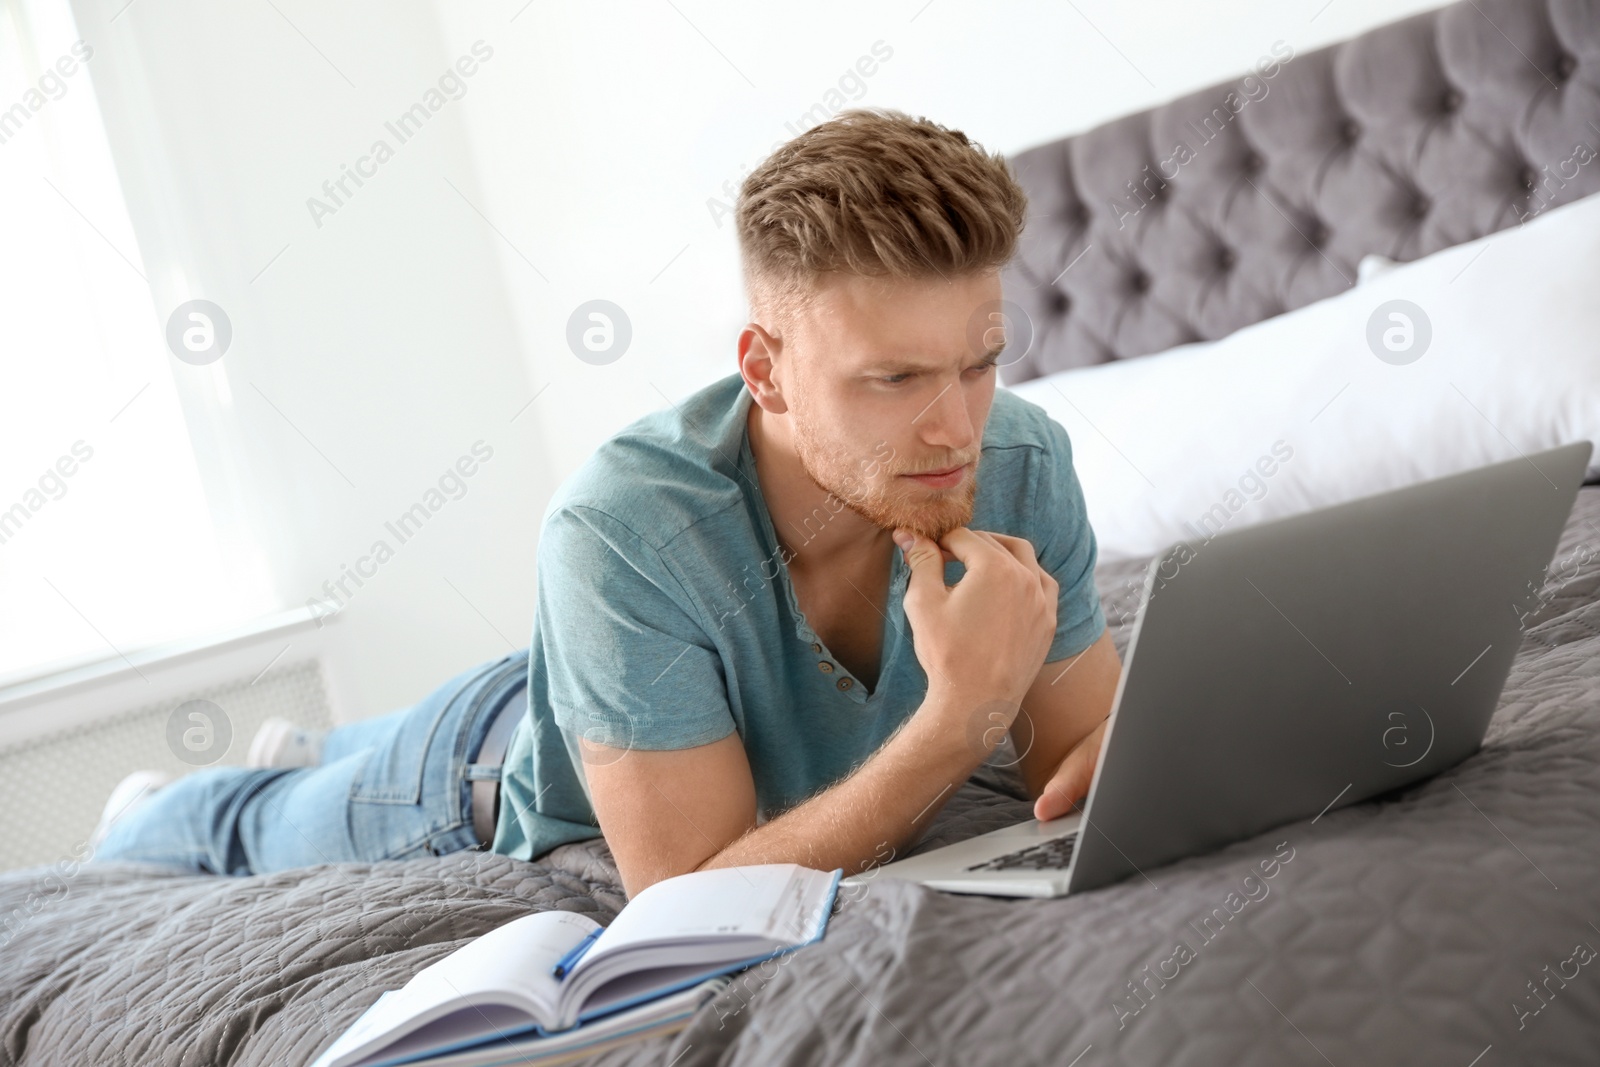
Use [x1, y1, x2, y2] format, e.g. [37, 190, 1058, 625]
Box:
[5, 490, 1599, 1067]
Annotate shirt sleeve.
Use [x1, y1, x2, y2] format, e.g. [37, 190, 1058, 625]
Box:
[1031, 414, 1108, 661]
[535, 504, 738, 751]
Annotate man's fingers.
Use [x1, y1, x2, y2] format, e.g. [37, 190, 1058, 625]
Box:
[1033, 720, 1106, 822]
[936, 526, 1003, 566]
[955, 529, 1042, 573]
[980, 531, 1042, 571]
[895, 528, 948, 597]
[1033, 763, 1083, 822]
[916, 528, 1053, 608]
[965, 530, 1056, 603]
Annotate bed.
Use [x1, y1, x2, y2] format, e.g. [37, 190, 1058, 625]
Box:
[5, 492, 1600, 1065]
[6, 2, 1600, 1064]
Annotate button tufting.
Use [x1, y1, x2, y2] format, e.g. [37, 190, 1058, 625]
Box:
[1555, 54, 1577, 81]
[1050, 290, 1071, 314]
[1307, 222, 1329, 247]
[1216, 247, 1236, 270]
[836, 678, 853, 691]
[1519, 166, 1538, 190]
[1441, 88, 1463, 113]
[818, 661, 835, 673]
[1340, 118, 1360, 143]
[1130, 270, 1150, 293]
[1242, 153, 1263, 174]
[1411, 194, 1431, 218]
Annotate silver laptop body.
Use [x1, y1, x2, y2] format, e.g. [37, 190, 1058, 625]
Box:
[858, 441, 1593, 899]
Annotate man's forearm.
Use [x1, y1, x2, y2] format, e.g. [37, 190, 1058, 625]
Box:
[1013, 632, 1123, 799]
[697, 687, 989, 876]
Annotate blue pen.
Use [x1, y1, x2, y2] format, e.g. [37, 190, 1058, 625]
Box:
[551, 928, 603, 979]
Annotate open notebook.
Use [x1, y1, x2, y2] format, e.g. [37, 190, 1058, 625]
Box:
[313, 864, 841, 1067]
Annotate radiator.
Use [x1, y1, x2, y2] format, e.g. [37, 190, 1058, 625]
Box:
[0, 659, 334, 873]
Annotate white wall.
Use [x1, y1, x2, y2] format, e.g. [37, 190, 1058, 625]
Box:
[72, 0, 550, 718]
[63, 0, 1447, 718]
[434, 0, 1450, 480]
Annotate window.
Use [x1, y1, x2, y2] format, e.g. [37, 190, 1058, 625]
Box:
[0, 0, 275, 685]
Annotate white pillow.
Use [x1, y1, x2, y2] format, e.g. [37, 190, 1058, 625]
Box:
[1006, 193, 1600, 562]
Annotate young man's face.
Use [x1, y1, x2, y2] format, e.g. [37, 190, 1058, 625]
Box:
[778, 270, 1005, 542]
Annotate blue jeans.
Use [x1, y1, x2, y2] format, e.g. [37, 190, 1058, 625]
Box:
[93, 649, 530, 875]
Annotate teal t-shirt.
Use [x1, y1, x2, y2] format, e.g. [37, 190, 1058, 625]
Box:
[490, 372, 1107, 860]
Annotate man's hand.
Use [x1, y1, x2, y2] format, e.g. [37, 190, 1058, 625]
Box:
[1012, 630, 1122, 823]
[894, 526, 1058, 715]
[1034, 717, 1106, 821]
[897, 525, 1119, 820]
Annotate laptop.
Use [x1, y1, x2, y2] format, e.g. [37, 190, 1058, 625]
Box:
[858, 441, 1594, 899]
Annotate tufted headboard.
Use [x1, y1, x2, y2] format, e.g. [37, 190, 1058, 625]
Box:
[999, 0, 1600, 384]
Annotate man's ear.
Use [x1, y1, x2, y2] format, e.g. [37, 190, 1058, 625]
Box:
[738, 322, 789, 415]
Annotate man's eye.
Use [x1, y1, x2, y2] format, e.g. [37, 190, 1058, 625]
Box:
[876, 359, 995, 386]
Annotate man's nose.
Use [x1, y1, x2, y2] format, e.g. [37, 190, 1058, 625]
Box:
[913, 382, 978, 453]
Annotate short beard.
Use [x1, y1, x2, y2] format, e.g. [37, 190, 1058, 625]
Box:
[790, 409, 979, 543]
[838, 470, 979, 542]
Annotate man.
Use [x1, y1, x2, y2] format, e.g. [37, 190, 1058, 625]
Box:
[94, 108, 1122, 897]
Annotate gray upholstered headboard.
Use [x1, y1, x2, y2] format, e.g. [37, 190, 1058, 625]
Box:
[1000, 0, 1600, 384]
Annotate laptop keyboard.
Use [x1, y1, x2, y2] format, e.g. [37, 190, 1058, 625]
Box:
[964, 833, 1077, 872]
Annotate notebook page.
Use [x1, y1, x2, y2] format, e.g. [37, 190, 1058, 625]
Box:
[317, 911, 599, 1067]
[388, 980, 726, 1067]
[336, 1003, 540, 1067]
[580, 865, 823, 968]
[404, 911, 598, 1016]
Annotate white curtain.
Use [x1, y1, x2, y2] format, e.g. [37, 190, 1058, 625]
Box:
[0, 0, 275, 684]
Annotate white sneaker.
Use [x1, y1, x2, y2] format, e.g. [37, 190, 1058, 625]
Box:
[246, 717, 327, 768]
[91, 769, 174, 851]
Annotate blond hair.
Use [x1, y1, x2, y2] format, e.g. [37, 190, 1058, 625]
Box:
[735, 108, 1027, 328]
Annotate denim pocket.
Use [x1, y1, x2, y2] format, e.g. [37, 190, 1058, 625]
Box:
[346, 651, 527, 860]
[349, 669, 472, 804]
